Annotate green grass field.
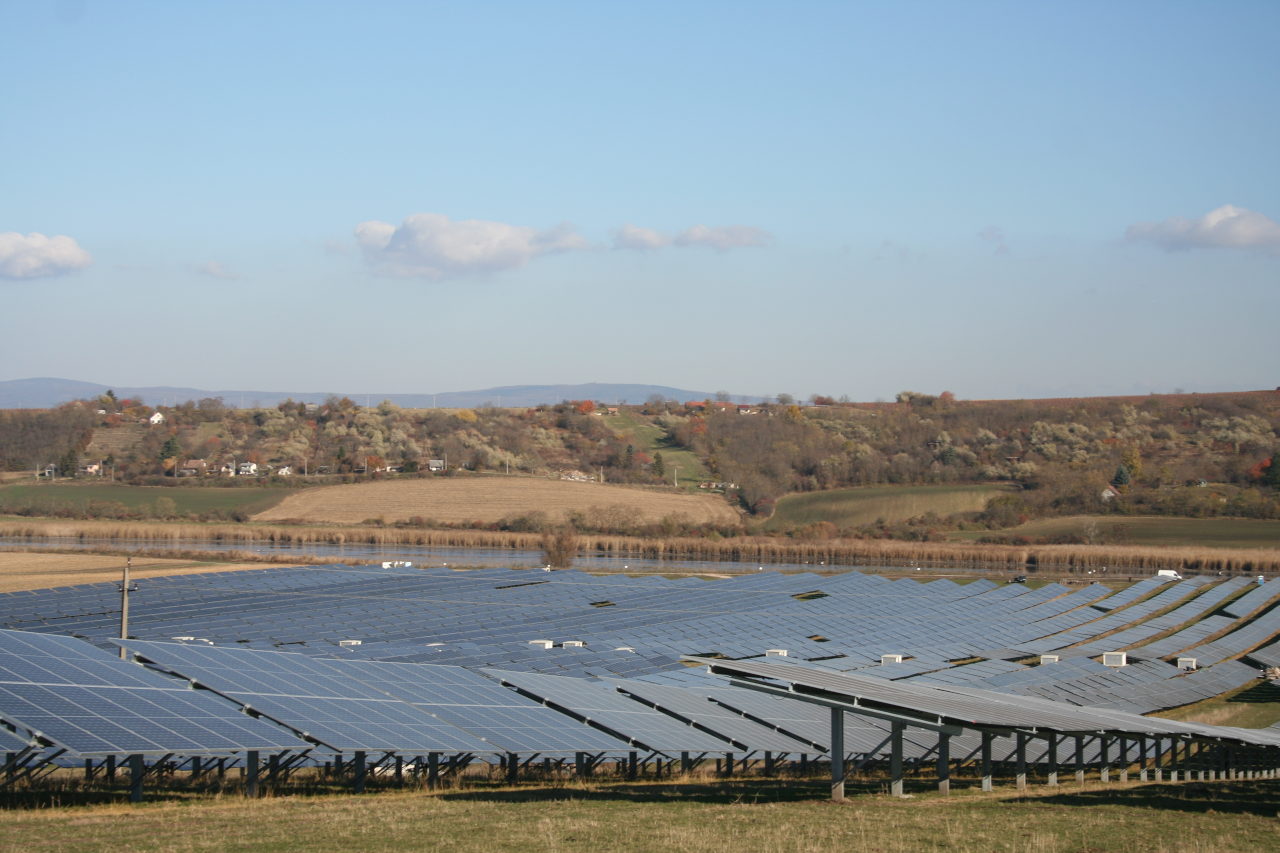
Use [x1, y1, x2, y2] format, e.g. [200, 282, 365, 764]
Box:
[1, 778, 1276, 853]
[0, 484, 288, 517]
[948, 515, 1280, 549]
[764, 484, 1011, 532]
[605, 411, 710, 487]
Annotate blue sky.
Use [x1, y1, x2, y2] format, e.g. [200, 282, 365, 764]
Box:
[3, 1, 1277, 402]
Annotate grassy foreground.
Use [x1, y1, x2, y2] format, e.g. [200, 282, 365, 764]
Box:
[2, 778, 1277, 853]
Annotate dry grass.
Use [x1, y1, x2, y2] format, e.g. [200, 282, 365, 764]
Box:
[253, 477, 740, 526]
[0, 552, 294, 593]
[0, 778, 1276, 853]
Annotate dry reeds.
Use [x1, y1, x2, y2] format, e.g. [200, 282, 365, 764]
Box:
[2, 519, 1278, 573]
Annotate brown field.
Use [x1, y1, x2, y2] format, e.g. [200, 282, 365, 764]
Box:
[253, 476, 741, 526]
[0, 552, 294, 593]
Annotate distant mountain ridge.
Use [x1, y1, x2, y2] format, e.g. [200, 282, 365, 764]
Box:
[0, 378, 755, 410]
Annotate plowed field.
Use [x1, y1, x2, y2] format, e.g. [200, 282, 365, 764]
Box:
[253, 477, 739, 525]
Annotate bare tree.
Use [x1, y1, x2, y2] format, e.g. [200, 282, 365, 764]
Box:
[541, 524, 578, 569]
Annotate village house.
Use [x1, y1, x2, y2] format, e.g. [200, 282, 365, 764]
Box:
[148, 411, 166, 425]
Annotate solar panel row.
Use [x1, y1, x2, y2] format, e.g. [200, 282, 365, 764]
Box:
[2, 562, 1275, 769]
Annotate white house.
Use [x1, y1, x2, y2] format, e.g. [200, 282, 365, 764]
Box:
[149, 411, 166, 425]
[237, 462, 259, 476]
[275, 465, 292, 476]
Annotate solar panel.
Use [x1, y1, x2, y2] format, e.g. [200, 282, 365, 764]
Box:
[3, 566, 1273, 759]
[121, 641, 496, 754]
[318, 659, 632, 754]
[485, 669, 736, 753]
[0, 630, 307, 756]
[605, 677, 818, 753]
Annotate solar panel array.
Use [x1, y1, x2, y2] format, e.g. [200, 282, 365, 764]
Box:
[1222, 577, 1280, 618]
[1, 560, 1277, 764]
[121, 640, 503, 754]
[0, 629, 307, 757]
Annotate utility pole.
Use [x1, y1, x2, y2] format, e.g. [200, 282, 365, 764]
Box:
[673, 465, 679, 488]
[118, 557, 137, 659]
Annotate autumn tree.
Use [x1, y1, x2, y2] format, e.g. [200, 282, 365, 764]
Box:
[1266, 455, 1280, 489]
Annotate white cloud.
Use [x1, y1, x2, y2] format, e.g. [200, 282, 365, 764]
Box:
[0, 232, 92, 279]
[673, 224, 772, 251]
[1125, 204, 1280, 252]
[978, 225, 1009, 255]
[355, 213, 588, 279]
[195, 260, 239, 280]
[612, 224, 670, 251]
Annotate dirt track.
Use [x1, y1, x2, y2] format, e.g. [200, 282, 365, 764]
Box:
[253, 476, 740, 526]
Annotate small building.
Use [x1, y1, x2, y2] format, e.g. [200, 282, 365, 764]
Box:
[178, 460, 208, 477]
[237, 462, 258, 476]
[77, 461, 103, 477]
[148, 411, 166, 425]
[274, 465, 292, 476]
[427, 459, 446, 472]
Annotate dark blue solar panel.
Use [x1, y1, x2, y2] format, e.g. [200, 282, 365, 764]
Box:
[0, 629, 308, 756]
[122, 640, 497, 754]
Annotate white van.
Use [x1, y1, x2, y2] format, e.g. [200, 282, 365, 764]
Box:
[1156, 569, 1183, 581]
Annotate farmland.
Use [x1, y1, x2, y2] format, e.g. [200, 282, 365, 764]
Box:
[948, 515, 1280, 549]
[762, 484, 1011, 532]
[253, 476, 741, 526]
[1, 777, 1276, 853]
[0, 552, 289, 593]
[0, 483, 288, 518]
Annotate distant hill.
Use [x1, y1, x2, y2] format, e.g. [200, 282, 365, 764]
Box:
[0, 378, 752, 410]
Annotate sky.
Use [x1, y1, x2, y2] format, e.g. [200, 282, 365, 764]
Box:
[2, 1, 1278, 403]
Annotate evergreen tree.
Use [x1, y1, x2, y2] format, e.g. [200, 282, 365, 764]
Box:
[653, 452, 665, 479]
[1111, 464, 1131, 488]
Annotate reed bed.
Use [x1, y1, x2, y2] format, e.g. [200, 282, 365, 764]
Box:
[3, 519, 1279, 573]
